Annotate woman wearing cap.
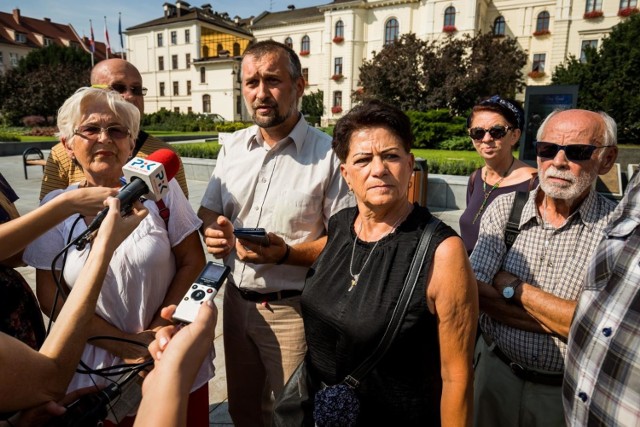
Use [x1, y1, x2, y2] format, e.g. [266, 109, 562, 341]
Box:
[459, 96, 538, 254]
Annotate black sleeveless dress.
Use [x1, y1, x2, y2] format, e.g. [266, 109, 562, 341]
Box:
[301, 204, 456, 426]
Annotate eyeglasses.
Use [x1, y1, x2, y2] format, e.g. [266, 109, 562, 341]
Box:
[109, 84, 147, 96]
[534, 141, 614, 161]
[74, 125, 130, 140]
[469, 125, 512, 140]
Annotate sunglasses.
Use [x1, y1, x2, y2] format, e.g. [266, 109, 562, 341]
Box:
[74, 125, 130, 140]
[534, 141, 614, 161]
[469, 125, 512, 140]
[109, 84, 148, 96]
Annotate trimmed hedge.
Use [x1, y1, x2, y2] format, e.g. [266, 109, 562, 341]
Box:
[406, 109, 467, 149]
[0, 130, 21, 142]
[173, 142, 221, 159]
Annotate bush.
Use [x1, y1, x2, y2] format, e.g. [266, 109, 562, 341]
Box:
[406, 110, 467, 149]
[427, 159, 480, 175]
[438, 135, 475, 151]
[0, 130, 21, 142]
[215, 122, 253, 132]
[173, 142, 222, 159]
[22, 115, 47, 127]
[24, 126, 58, 136]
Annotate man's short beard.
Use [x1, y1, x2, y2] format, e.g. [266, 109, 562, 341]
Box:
[540, 166, 597, 201]
[252, 110, 287, 129]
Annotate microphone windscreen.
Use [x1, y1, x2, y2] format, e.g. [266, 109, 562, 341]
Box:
[145, 148, 180, 182]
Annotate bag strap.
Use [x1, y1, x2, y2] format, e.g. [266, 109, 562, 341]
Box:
[343, 215, 441, 388]
[504, 191, 528, 250]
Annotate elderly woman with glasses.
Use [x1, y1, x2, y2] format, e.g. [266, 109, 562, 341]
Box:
[459, 95, 538, 254]
[24, 87, 211, 426]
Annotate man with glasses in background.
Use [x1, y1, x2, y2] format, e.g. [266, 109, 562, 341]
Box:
[40, 58, 189, 200]
[470, 109, 619, 426]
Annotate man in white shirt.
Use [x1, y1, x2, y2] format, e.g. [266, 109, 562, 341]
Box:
[198, 40, 351, 427]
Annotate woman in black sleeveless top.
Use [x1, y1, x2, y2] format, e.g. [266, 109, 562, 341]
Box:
[302, 101, 478, 426]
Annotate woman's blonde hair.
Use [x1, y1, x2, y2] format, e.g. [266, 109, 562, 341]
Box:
[56, 87, 140, 148]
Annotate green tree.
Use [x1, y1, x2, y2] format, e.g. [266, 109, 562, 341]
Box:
[301, 90, 324, 124]
[552, 14, 640, 142]
[356, 32, 527, 114]
[0, 44, 91, 124]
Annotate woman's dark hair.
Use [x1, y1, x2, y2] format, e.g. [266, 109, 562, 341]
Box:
[332, 99, 414, 163]
[466, 95, 524, 130]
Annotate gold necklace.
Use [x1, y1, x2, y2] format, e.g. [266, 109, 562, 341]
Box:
[348, 205, 411, 292]
[472, 156, 515, 224]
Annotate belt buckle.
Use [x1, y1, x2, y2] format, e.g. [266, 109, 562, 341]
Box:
[509, 362, 526, 378]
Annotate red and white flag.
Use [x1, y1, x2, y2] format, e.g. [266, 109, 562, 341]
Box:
[104, 16, 111, 58]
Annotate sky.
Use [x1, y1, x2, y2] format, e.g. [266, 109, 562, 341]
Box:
[12, 0, 324, 50]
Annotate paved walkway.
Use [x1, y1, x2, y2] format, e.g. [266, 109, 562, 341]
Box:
[3, 151, 462, 426]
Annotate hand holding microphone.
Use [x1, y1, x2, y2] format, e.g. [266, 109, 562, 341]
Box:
[74, 149, 180, 248]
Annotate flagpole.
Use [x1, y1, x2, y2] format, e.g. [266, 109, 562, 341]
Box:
[89, 19, 95, 67]
[104, 16, 110, 59]
[119, 12, 124, 59]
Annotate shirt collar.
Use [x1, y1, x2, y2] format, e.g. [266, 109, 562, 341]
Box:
[246, 114, 308, 154]
[521, 185, 601, 231]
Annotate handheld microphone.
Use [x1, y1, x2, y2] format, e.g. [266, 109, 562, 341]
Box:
[74, 149, 180, 249]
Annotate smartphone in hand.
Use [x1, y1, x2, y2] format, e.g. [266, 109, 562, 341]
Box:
[233, 227, 270, 246]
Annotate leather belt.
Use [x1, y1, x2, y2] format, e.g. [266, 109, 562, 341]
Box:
[238, 288, 302, 303]
[482, 333, 563, 387]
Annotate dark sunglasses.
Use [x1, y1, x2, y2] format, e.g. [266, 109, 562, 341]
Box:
[74, 125, 130, 140]
[109, 84, 148, 96]
[534, 141, 614, 161]
[469, 125, 512, 140]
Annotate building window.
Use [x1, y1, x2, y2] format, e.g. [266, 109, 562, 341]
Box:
[171, 31, 177, 45]
[173, 81, 179, 96]
[200, 67, 206, 83]
[586, 0, 603, 12]
[174, 107, 180, 113]
[580, 40, 598, 62]
[301, 35, 310, 54]
[236, 95, 242, 115]
[384, 18, 399, 45]
[15, 33, 27, 43]
[536, 11, 550, 32]
[444, 7, 456, 27]
[188, 106, 193, 114]
[532, 53, 546, 72]
[233, 42, 240, 56]
[186, 53, 191, 67]
[157, 33, 163, 47]
[187, 80, 192, 95]
[217, 44, 224, 55]
[203, 94, 211, 113]
[493, 16, 506, 36]
[302, 67, 309, 84]
[172, 55, 178, 70]
[159, 82, 165, 97]
[335, 20, 344, 38]
[44, 37, 53, 46]
[620, 0, 638, 8]
[9, 53, 18, 67]
[334, 57, 343, 76]
[185, 29, 190, 43]
[285, 37, 293, 48]
[333, 91, 342, 107]
[158, 56, 164, 71]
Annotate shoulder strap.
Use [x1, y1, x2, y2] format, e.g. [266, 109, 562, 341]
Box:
[504, 191, 528, 250]
[469, 168, 481, 194]
[155, 198, 170, 228]
[343, 215, 441, 388]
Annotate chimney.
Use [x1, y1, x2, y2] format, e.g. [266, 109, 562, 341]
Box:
[44, 17, 51, 22]
[12, 8, 20, 24]
[287, 5, 295, 10]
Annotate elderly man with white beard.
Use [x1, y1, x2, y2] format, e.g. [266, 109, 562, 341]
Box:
[469, 109, 619, 427]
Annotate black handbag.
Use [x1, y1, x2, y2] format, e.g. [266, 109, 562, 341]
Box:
[272, 216, 441, 427]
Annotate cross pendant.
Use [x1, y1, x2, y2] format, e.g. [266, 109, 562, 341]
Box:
[349, 275, 358, 292]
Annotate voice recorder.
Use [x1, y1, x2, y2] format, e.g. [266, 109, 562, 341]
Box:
[172, 261, 230, 324]
[233, 227, 271, 246]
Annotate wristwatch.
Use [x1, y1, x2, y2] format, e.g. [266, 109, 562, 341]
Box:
[502, 278, 523, 300]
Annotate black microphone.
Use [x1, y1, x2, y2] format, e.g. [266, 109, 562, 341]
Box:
[74, 149, 179, 249]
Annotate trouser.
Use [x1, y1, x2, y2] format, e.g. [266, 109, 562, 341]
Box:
[224, 284, 307, 427]
[474, 336, 565, 427]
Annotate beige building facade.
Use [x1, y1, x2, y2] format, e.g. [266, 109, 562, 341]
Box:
[122, 0, 637, 122]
